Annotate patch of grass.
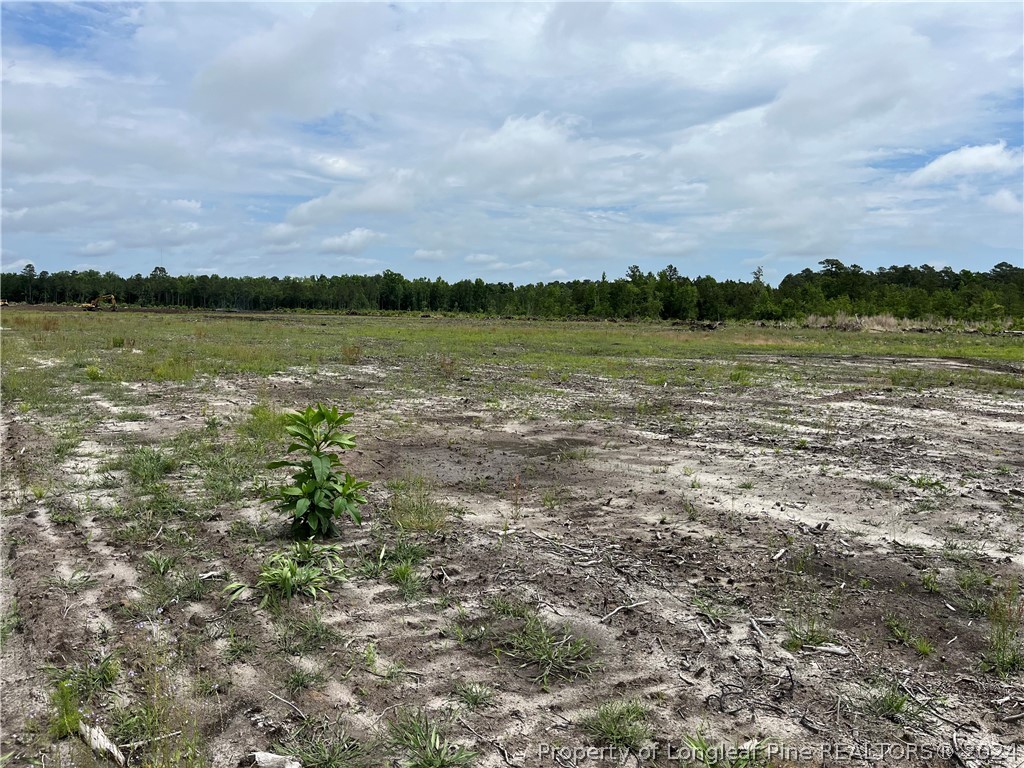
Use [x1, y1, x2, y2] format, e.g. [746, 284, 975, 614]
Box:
[386, 475, 456, 532]
[496, 614, 597, 686]
[47, 653, 119, 702]
[237, 402, 286, 449]
[540, 487, 564, 510]
[867, 682, 921, 722]
[581, 699, 651, 752]
[0, 600, 21, 648]
[884, 616, 933, 657]
[283, 609, 342, 653]
[226, 551, 338, 610]
[223, 628, 256, 662]
[49, 507, 81, 526]
[49, 680, 81, 739]
[47, 568, 97, 595]
[388, 708, 476, 768]
[678, 731, 773, 768]
[285, 667, 326, 695]
[388, 559, 425, 600]
[982, 580, 1024, 678]
[782, 612, 831, 651]
[556, 446, 592, 462]
[692, 593, 734, 625]
[452, 681, 494, 710]
[126, 445, 178, 487]
[358, 538, 428, 578]
[143, 552, 176, 576]
[486, 595, 535, 619]
[276, 717, 375, 768]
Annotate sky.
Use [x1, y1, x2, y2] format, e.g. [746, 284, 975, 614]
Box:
[2, 2, 1022, 286]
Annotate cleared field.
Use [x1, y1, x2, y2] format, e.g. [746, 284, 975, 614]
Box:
[2, 309, 1023, 767]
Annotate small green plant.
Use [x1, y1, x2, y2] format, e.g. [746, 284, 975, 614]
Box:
[47, 654, 120, 702]
[259, 555, 330, 608]
[867, 682, 920, 722]
[267, 404, 369, 539]
[362, 641, 378, 670]
[144, 552, 176, 577]
[284, 609, 342, 653]
[126, 445, 178, 487]
[982, 580, 1024, 678]
[285, 667, 326, 695]
[223, 628, 256, 662]
[678, 731, 771, 768]
[782, 612, 830, 651]
[581, 699, 651, 752]
[386, 475, 455, 532]
[496, 614, 596, 686]
[388, 559, 424, 600]
[275, 717, 373, 768]
[47, 569, 96, 595]
[921, 570, 940, 593]
[452, 681, 494, 710]
[912, 636, 935, 657]
[0, 600, 21, 648]
[388, 708, 476, 768]
[486, 595, 535, 619]
[49, 680, 81, 739]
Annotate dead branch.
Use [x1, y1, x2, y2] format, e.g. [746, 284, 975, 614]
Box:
[600, 600, 650, 623]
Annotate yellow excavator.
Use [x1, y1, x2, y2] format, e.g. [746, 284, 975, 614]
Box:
[81, 294, 117, 311]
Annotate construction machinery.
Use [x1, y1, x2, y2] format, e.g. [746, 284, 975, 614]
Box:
[81, 294, 117, 311]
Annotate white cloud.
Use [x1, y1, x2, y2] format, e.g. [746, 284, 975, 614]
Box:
[1, 3, 1020, 282]
[412, 249, 447, 261]
[984, 188, 1024, 215]
[79, 240, 117, 256]
[319, 228, 382, 254]
[165, 199, 202, 212]
[465, 253, 498, 264]
[907, 141, 1023, 186]
[263, 222, 305, 244]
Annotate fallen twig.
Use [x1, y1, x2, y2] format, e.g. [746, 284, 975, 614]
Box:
[119, 729, 183, 752]
[600, 600, 650, 623]
[530, 529, 591, 555]
[267, 690, 306, 720]
[459, 716, 518, 767]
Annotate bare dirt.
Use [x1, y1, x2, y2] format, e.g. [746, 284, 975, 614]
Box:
[2, 352, 1023, 767]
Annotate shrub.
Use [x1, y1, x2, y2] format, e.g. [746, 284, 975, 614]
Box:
[267, 404, 370, 538]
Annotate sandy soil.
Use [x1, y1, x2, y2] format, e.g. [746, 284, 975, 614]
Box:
[2, 352, 1023, 767]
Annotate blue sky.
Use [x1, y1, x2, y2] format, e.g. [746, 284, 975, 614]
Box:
[2, 2, 1022, 285]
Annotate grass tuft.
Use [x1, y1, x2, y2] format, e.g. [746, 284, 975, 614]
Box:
[388, 708, 476, 768]
[581, 699, 651, 752]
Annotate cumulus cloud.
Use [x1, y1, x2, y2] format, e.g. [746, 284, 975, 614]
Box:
[1, 2, 1020, 281]
[165, 199, 202, 212]
[412, 249, 447, 261]
[79, 240, 118, 256]
[319, 228, 382, 254]
[984, 188, 1024, 215]
[907, 141, 1023, 186]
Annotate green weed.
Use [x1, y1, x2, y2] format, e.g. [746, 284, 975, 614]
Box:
[581, 699, 651, 752]
[387, 708, 476, 768]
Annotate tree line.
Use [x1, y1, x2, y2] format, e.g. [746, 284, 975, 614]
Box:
[2, 260, 1021, 322]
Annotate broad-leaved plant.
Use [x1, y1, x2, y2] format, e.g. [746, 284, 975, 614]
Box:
[267, 404, 369, 538]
